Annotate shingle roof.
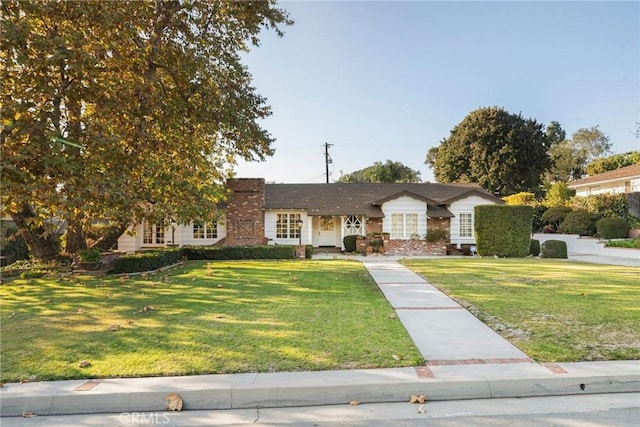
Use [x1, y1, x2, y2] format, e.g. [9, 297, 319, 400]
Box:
[264, 182, 501, 217]
[567, 164, 640, 188]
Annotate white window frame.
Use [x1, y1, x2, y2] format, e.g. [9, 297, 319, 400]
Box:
[459, 213, 473, 238]
[143, 223, 164, 245]
[390, 213, 419, 239]
[193, 222, 217, 239]
[276, 213, 301, 239]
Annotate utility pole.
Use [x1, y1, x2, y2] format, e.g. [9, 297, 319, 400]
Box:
[323, 142, 333, 183]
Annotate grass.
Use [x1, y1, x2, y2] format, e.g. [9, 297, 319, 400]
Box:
[0, 260, 422, 383]
[401, 258, 640, 362]
[605, 238, 640, 249]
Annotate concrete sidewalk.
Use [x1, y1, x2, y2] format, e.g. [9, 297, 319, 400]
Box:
[1, 258, 639, 418]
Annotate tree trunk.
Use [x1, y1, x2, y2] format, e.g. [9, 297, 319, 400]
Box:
[92, 222, 128, 251]
[65, 215, 87, 254]
[10, 204, 60, 261]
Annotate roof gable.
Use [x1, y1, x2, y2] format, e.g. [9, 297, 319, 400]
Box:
[374, 190, 436, 205]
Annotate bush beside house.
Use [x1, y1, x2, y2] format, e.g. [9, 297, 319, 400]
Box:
[559, 209, 595, 236]
[474, 205, 533, 257]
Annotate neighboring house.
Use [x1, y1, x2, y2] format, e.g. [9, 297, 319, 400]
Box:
[567, 164, 640, 197]
[117, 179, 502, 255]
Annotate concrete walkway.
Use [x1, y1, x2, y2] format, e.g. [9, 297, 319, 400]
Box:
[1, 257, 639, 418]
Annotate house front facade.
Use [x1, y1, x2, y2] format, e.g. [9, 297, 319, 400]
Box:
[567, 164, 640, 197]
[118, 178, 502, 255]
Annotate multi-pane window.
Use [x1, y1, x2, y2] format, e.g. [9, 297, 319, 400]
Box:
[143, 223, 164, 244]
[459, 213, 473, 238]
[276, 213, 301, 239]
[390, 213, 419, 239]
[193, 222, 217, 239]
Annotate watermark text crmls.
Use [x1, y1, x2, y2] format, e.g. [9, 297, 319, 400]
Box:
[118, 412, 171, 425]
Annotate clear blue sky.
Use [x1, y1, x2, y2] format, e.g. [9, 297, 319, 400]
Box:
[235, 1, 640, 183]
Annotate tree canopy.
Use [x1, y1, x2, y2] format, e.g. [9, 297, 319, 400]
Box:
[338, 160, 421, 183]
[425, 107, 551, 196]
[546, 126, 611, 182]
[1, 1, 292, 259]
[585, 151, 640, 176]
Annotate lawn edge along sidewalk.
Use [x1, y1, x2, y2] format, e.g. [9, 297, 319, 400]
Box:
[1, 361, 639, 416]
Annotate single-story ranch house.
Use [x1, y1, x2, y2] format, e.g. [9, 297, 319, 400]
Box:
[567, 163, 640, 197]
[117, 178, 503, 255]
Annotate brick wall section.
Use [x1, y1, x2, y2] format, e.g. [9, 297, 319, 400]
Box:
[366, 217, 383, 234]
[384, 239, 447, 256]
[225, 178, 268, 246]
[428, 218, 450, 235]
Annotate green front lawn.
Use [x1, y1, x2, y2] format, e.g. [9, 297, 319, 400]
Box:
[402, 258, 640, 362]
[0, 260, 422, 382]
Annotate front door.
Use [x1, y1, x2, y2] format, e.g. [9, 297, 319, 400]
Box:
[318, 216, 337, 246]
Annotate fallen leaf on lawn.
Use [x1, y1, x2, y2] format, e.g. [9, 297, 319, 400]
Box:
[77, 308, 85, 314]
[165, 392, 183, 411]
[409, 394, 426, 404]
[126, 319, 134, 325]
[388, 313, 397, 319]
[216, 284, 224, 288]
[43, 299, 52, 304]
[139, 305, 156, 312]
[22, 411, 37, 418]
[417, 404, 426, 414]
[107, 324, 122, 332]
[349, 400, 360, 406]
[119, 275, 129, 282]
[78, 360, 91, 368]
[141, 272, 148, 279]
[392, 354, 401, 361]
[106, 292, 111, 298]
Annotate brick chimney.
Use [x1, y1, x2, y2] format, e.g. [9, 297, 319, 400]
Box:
[225, 178, 267, 246]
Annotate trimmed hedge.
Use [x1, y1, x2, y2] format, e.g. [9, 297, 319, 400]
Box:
[529, 239, 540, 257]
[343, 235, 359, 252]
[113, 249, 182, 274]
[540, 240, 568, 259]
[559, 209, 595, 236]
[596, 217, 628, 239]
[181, 245, 297, 260]
[474, 205, 533, 257]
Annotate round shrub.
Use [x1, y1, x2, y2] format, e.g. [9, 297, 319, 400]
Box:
[343, 235, 359, 252]
[596, 217, 628, 239]
[559, 209, 595, 236]
[540, 240, 568, 259]
[541, 206, 572, 233]
[529, 239, 540, 257]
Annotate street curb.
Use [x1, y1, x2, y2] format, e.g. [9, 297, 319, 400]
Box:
[1, 363, 639, 417]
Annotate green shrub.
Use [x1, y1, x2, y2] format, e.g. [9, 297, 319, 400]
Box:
[596, 217, 628, 239]
[559, 209, 595, 236]
[304, 245, 313, 259]
[474, 205, 533, 257]
[77, 248, 101, 262]
[426, 228, 447, 243]
[343, 235, 359, 252]
[541, 206, 572, 232]
[605, 239, 640, 249]
[112, 249, 182, 274]
[181, 245, 296, 260]
[540, 240, 568, 259]
[529, 239, 540, 257]
[572, 193, 629, 223]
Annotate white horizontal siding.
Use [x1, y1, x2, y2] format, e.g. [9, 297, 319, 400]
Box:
[381, 196, 427, 239]
[117, 224, 143, 253]
[449, 196, 498, 245]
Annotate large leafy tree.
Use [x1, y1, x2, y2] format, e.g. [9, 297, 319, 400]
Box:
[1, 1, 291, 259]
[546, 126, 611, 182]
[585, 151, 640, 175]
[425, 107, 551, 196]
[338, 160, 421, 183]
